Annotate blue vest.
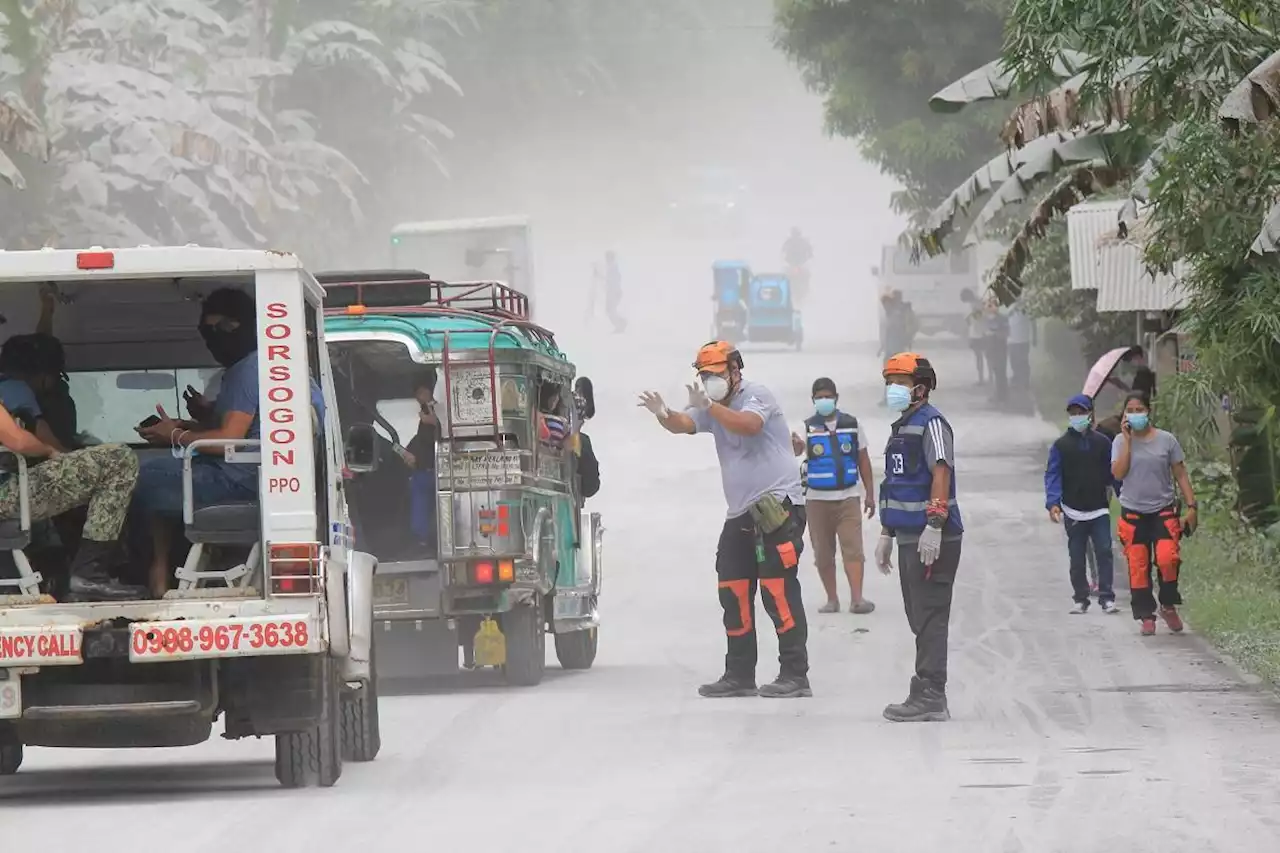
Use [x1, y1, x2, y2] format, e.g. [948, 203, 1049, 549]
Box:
[804, 411, 859, 491]
[879, 403, 963, 534]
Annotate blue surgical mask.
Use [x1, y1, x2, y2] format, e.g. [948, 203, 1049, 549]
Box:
[814, 398, 837, 417]
[1126, 412, 1149, 431]
[885, 384, 912, 412]
[1069, 415, 1091, 433]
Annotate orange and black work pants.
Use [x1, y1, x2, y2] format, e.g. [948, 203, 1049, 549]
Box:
[1116, 506, 1182, 620]
[716, 503, 808, 681]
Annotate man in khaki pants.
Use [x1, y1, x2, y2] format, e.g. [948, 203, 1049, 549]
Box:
[792, 378, 878, 613]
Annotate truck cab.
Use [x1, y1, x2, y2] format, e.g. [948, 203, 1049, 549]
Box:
[0, 247, 378, 788]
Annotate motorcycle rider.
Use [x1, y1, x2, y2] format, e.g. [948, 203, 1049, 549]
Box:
[874, 352, 962, 722]
[638, 341, 810, 699]
[783, 228, 813, 303]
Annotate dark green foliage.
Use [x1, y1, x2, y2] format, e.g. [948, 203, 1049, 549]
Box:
[774, 0, 1011, 217]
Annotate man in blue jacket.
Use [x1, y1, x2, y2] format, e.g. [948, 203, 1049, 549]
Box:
[1045, 394, 1118, 614]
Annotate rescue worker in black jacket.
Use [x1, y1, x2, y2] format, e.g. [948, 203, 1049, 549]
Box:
[1045, 394, 1118, 614]
[874, 352, 961, 722]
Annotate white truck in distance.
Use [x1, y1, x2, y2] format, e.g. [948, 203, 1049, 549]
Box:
[0, 246, 379, 788]
[390, 216, 535, 317]
[874, 241, 1004, 337]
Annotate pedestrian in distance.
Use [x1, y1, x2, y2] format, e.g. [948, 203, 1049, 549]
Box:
[874, 352, 962, 723]
[1045, 394, 1119, 614]
[1111, 392, 1198, 636]
[790, 378, 879, 614]
[638, 341, 811, 699]
[960, 289, 986, 385]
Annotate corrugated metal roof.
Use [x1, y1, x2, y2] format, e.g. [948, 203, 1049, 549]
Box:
[1067, 200, 1126, 290]
[1094, 248, 1189, 311]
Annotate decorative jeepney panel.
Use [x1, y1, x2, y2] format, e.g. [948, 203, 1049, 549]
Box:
[448, 365, 494, 425]
[439, 450, 524, 488]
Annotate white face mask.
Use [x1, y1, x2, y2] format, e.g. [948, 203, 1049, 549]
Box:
[702, 375, 730, 402]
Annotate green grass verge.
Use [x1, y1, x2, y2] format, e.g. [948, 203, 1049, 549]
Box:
[1180, 509, 1280, 685]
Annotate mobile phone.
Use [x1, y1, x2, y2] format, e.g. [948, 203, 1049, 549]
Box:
[183, 385, 198, 401]
[138, 415, 161, 429]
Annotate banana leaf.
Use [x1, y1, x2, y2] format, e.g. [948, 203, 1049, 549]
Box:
[928, 50, 1091, 113]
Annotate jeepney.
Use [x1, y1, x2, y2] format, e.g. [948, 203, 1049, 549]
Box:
[0, 246, 379, 788]
[321, 272, 601, 686]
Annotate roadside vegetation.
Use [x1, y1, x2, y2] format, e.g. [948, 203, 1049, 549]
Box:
[777, 0, 1280, 684]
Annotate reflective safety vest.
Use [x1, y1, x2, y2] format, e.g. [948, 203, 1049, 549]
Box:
[879, 403, 963, 534]
[804, 411, 859, 491]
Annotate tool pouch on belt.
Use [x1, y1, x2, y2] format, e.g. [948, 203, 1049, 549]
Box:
[750, 494, 800, 570]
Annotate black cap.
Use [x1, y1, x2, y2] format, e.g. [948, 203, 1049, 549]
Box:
[811, 377, 837, 397]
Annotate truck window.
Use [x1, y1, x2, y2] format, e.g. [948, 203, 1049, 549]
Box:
[68, 368, 221, 444]
[891, 248, 951, 276]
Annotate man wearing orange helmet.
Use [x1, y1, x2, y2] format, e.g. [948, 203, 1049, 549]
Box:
[875, 352, 962, 722]
[638, 341, 810, 699]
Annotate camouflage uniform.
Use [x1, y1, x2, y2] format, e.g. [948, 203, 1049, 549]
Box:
[0, 444, 138, 541]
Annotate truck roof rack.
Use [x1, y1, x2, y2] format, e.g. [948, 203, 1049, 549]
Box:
[317, 271, 530, 321]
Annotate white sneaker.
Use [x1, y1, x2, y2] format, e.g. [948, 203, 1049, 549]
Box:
[1070, 601, 1089, 614]
[1100, 600, 1119, 614]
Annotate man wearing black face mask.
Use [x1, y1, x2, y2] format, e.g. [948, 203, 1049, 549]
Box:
[133, 288, 325, 597]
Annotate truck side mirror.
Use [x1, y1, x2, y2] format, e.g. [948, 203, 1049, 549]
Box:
[574, 376, 596, 420]
[344, 423, 379, 473]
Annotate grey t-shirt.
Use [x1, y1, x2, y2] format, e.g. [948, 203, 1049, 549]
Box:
[1112, 428, 1184, 513]
[889, 409, 959, 544]
[688, 379, 804, 518]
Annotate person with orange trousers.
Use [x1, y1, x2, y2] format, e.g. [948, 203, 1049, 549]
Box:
[1110, 392, 1198, 636]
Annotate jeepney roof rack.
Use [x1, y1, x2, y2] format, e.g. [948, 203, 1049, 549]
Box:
[317, 270, 531, 322]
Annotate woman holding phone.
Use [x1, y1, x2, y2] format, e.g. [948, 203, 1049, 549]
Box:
[1110, 392, 1197, 636]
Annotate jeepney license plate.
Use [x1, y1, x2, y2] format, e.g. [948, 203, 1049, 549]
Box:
[129, 615, 318, 662]
[0, 676, 20, 719]
[373, 577, 410, 607]
[444, 452, 522, 486]
[0, 625, 83, 666]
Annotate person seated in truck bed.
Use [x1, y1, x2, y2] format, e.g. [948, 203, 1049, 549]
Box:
[132, 288, 325, 598]
[0, 335, 70, 454]
[0, 400, 143, 601]
[402, 367, 441, 548]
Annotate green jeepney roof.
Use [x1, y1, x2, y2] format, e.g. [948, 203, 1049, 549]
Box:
[324, 311, 567, 362]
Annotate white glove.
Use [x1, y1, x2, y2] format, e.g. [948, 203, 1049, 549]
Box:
[874, 532, 894, 574]
[637, 391, 670, 418]
[917, 525, 943, 567]
[686, 382, 712, 411]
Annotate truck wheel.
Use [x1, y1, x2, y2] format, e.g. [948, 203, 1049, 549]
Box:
[274, 660, 343, 788]
[502, 595, 546, 687]
[0, 742, 21, 775]
[340, 639, 382, 763]
[554, 627, 598, 670]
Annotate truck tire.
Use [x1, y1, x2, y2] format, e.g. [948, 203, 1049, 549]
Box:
[0, 742, 21, 775]
[554, 627, 598, 670]
[502, 594, 546, 687]
[274, 660, 343, 788]
[340, 639, 381, 763]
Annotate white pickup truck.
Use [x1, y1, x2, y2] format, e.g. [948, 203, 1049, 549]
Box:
[390, 216, 536, 317]
[0, 246, 379, 787]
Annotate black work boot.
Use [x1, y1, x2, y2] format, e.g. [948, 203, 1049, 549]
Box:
[698, 673, 758, 698]
[65, 541, 147, 602]
[882, 677, 949, 722]
[758, 673, 812, 698]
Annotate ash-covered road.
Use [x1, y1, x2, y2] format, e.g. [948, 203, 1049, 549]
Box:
[3, 332, 1279, 853]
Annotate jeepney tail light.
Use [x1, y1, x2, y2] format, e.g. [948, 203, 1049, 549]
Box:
[269, 542, 322, 596]
[77, 251, 114, 269]
[498, 560, 514, 582]
[473, 561, 495, 584]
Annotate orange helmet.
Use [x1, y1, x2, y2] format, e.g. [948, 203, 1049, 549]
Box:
[693, 340, 743, 375]
[882, 352, 937, 390]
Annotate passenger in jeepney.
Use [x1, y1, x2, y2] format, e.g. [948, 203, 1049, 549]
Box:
[132, 288, 326, 598]
[573, 377, 600, 500]
[402, 367, 440, 548]
[538, 380, 569, 448]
